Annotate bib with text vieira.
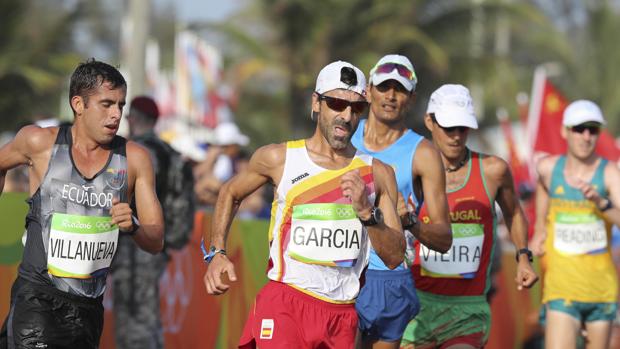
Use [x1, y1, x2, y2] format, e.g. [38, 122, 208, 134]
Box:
[47, 213, 118, 278]
[542, 155, 617, 304]
[266, 140, 375, 303]
[18, 125, 128, 298]
[289, 203, 362, 267]
[420, 223, 483, 278]
[413, 151, 497, 297]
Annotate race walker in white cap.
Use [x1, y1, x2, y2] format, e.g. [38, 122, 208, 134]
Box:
[351, 54, 452, 349]
[401, 84, 538, 349]
[203, 60, 405, 348]
[531, 99, 620, 349]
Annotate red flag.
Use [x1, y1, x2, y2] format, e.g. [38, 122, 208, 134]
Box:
[527, 67, 620, 162]
[497, 110, 531, 187]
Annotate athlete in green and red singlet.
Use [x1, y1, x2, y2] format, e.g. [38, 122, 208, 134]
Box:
[401, 84, 538, 349]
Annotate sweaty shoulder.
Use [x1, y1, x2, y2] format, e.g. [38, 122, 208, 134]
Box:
[412, 139, 444, 176]
[536, 154, 559, 179]
[126, 140, 152, 162]
[603, 159, 620, 186]
[249, 142, 286, 180]
[480, 153, 510, 184]
[18, 125, 59, 156]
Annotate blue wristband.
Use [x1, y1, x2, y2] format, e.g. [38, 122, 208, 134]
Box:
[200, 238, 226, 264]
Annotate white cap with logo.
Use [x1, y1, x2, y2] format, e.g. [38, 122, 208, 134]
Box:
[369, 54, 417, 92]
[315, 61, 366, 96]
[562, 99, 606, 127]
[427, 84, 478, 129]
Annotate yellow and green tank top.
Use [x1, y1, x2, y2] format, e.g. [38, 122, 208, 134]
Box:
[543, 156, 617, 303]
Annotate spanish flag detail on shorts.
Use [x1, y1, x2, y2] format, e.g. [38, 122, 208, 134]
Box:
[260, 319, 274, 339]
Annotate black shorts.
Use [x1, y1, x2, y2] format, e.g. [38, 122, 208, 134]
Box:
[0, 277, 104, 349]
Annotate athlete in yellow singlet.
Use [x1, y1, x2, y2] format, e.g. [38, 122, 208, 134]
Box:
[531, 100, 620, 349]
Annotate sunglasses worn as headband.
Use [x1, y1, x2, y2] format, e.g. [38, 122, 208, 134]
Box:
[570, 125, 600, 135]
[430, 114, 469, 133]
[318, 94, 368, 114]
[374, 63, 415, 81]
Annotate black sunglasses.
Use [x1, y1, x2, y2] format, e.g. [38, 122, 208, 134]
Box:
[570, 125, 600, 135]
[317, 94, 368, 114]
[430, 114, 468, 133]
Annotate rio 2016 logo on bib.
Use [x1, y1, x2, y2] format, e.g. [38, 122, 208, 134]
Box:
[47, 213, 119, 279]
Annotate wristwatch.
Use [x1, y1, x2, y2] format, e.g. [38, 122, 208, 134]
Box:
[401, 211, 418, 230]
[123, 215, 140, 236]
[515, 248, 533, 262]
[599, 198, 613, 212]
[359, 207, 383, 226]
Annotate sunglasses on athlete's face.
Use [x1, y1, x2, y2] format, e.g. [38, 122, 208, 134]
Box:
[570, 124, 600, 135]
[374, 63, 415, 81]
[430, 114, 469, 133]
[318, 94, 368, 114]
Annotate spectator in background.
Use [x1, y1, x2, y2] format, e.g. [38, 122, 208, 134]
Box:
[111, 96, 196, 349]
[194, 122, 249, 207]
[235, 151, 271, 220]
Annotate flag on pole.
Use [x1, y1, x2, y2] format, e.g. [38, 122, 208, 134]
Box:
[526, 67, 620, 165]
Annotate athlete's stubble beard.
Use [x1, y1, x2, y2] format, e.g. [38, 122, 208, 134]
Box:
[319, 114, 358, 151]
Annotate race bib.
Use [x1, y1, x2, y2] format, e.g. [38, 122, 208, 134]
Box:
[47, 213, 119, 279]
[553, 212, 607, 255]
[420, 223, 484, 278]
[288, 203, 363, 267]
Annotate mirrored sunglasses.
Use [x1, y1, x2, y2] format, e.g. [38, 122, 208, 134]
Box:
[374, 63, 415, 81]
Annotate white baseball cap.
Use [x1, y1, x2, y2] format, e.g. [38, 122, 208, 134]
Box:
[170, 136, 206, 162]
[315, 61, 366, 96]
[369, 54, 418, 92]
[427, 84, 478, 129]
[562, 99, 606, 127]
[214, 122, 249, 146]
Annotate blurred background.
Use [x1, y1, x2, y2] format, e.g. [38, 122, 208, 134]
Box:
[1, 0, 620, 348]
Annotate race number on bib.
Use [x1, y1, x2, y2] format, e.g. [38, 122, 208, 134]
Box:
[420, 223, 484, 278]
[553, 212, 607, 255]
[47, 213, 119, 279]
[288, 203, 363, 267]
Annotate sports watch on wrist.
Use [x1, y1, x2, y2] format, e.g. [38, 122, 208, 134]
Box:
[401, 211, 418, 230]
[359, 207, 383, 226]
[123, 215, 140, 236]
[599, 198, 613, 212]
[515, 248, 533, 262]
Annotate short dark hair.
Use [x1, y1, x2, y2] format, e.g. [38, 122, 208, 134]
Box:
[69, 58, 126, 114]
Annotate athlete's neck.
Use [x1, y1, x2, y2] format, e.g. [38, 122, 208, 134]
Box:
[564, 153, 600, 180]
[363, 113, 407, 151]
[71, 125, 107, 152]
[443, 149, 469, 173]
[305, 134, 355, 170]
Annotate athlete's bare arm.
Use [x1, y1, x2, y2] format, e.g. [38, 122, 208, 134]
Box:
[0, 125, 57, 196]
[204, 143, 285, 295]
[412, 140, 452, 253]
[117, 141, 164, 254]
[484, 155, 538, 289]
[590, 162, 620, 226]
[530, 156, 556, 256]
[342, 159, 406, 269]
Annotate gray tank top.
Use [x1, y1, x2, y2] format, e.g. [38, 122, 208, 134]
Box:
[18, 125, 128, 298]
